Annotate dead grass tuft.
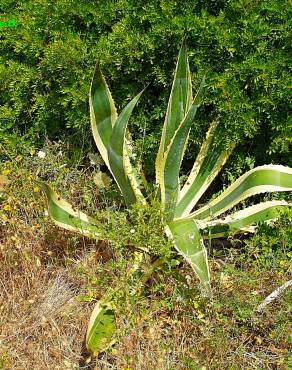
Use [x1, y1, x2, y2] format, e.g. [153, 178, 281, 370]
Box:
[0, 223, 92, 370]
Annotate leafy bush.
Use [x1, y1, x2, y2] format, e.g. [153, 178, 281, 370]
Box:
[1, 0, 291, 176]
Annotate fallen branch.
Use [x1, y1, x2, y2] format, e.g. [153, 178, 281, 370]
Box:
[255, 279, 292, 312]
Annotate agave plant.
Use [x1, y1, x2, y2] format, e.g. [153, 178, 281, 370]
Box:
[37, 43, 292, 355]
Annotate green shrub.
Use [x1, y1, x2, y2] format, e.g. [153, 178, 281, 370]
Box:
[1, 0, 291, 176]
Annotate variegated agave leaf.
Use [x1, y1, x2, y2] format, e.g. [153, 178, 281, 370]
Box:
[188, 165, 292, 221]
[165, 218, 211, 295]
[89, 64, 117, 169]
[199, 200, 291, 239]
[90, 65, 145, 206]
[175, 120, 235, 218]
[160, 77, 205, 220]
[107, 90, 146, 206]
[156, 42, 193, 198]
[37, 182, 101, 238]
[86, 298, 116, 356]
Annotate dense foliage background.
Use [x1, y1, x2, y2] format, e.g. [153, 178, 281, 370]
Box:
[1, 0, 291, 178]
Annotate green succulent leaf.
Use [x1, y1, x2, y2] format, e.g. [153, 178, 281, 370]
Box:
[86, 299, 116, 356]
[186, 165, 292, 221]
[160, 77, 205, 219]
[37, 181, 101, 237]
[199, 200, 291, 239]
[175, 120, 235, 218]
[89, 64, 117, 169]
[107, 90, 146, 206]
[156, 42, 193, 195]
[86, 253, 163, 355]
[165, 218, 211, 295]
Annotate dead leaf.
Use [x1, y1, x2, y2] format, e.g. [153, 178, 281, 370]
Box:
[0, 175, 10, 192]
[93, 171, 112, 189]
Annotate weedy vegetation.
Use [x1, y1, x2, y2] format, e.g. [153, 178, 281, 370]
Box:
[0, 140, 291, 369]
[33, 43, 292, 357]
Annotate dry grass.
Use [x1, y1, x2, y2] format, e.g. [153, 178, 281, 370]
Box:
[0, 224, 92, 369]
[0, 148, 291, 369]
[0, 218, 291, 370]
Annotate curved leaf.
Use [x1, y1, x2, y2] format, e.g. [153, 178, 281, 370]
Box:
[165, 218, 211, 295]
[37, 181, 101, 237]
[199, 200, 291, 239]
[107, 91, 146, 206]
[160, 77, 205, 219]
[156, 42, 193, 194]
[90, 64, 117, 169]
[175, 120, 235, 218]
[186, 165, 292, 221]
[86, 298, 116, 356]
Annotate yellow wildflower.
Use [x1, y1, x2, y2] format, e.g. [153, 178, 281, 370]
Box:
[33, 186, 40, 193]
[3, 204, 11, 211]
[1, 214, 8, 222]
[2, 169, 11, 176]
